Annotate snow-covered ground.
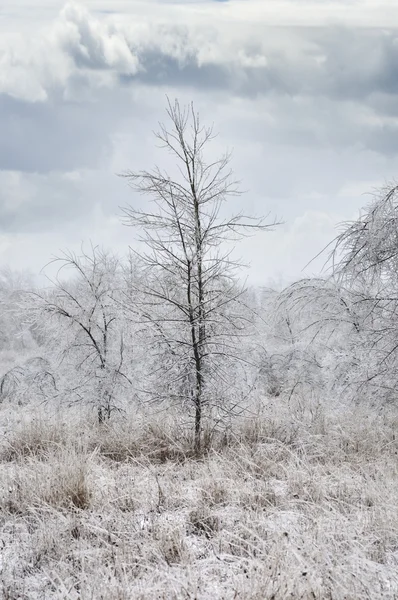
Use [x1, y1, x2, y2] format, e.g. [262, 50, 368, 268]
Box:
[1, 397, 398, 599]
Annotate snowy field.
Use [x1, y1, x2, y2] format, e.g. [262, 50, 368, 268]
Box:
[1, 397, 398, 599]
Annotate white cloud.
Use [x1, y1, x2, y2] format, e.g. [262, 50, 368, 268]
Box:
[54, 3, 139, 74]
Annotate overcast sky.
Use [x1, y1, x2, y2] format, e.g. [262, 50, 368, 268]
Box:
[1, 0, 398, 285]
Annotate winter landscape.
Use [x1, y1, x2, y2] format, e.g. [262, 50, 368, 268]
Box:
[2, 1, 398, 599]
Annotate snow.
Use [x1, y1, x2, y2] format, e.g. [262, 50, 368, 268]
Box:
[0, 399, 398, 599]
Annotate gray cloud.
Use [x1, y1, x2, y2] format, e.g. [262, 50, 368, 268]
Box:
[140, 27, 398, 104]
[3, 4, 398, 106]
[0, 171, 87, 232]
[0, 82, 140, 172]
[2, 5, 398, 182]
[0, 164, 136, 234]
[2, 1, 398, 282]
[0, 95, 104, 172]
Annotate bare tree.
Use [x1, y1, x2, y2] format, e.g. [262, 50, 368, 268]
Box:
[269, 277, 363, 400]
[278, 183, 398, 403]
[0, 268, 37, 352]
[328, 184, 398, 401]
[25, 246, 130, 421]
[121, 98, 278, 453]
[277, 278, 361, 340]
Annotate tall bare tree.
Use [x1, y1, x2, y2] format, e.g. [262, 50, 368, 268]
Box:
[121, 99, 278, 453]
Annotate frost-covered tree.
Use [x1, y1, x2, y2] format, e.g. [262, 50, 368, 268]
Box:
[0, 268, 37, 352]
[330, 184, 398, 401]
[273, 183, 398, 404]
[271, 277, 361, 399]
[121, 99, 278, 452]
[0, 268, 53, 405]
[25, 246, 131, 420]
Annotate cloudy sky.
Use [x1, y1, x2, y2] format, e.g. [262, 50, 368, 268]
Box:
[1, 0, 398, 285]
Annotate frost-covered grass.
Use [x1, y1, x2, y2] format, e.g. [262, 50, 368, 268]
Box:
[1, 397, 398, 599]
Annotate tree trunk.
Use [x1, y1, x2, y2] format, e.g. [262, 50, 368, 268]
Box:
[194, 396, 202, 455]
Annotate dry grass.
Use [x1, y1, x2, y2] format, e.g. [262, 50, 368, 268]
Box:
[0, 418, 69, 462]
[1, 447, 92, 513]
[0, 397, 398, 598]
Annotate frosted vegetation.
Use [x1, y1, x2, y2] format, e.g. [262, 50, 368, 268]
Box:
[2, 101, 398, 598]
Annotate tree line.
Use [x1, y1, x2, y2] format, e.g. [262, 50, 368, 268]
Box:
[1, 99, 398, 452]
